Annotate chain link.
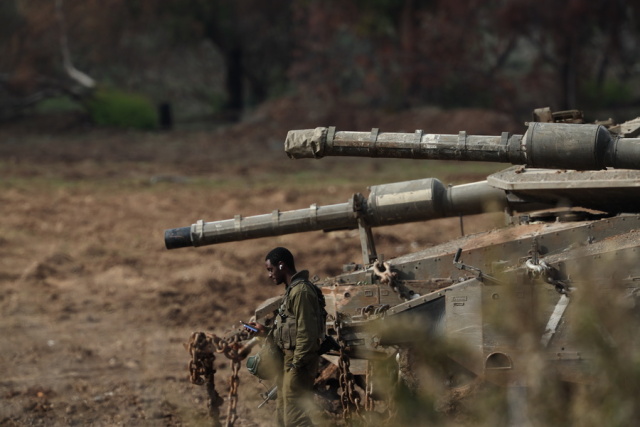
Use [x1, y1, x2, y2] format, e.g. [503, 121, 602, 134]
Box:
[226, 358, 241, 427]
[374, 260, 415, 301]
[364, 359, 374, 412]
[186, 329, 255, 427]
[336, 319, 362, 421]
[186, 332, 223, 425]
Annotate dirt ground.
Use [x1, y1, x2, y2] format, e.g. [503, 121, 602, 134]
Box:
[0, 99, 521, 426]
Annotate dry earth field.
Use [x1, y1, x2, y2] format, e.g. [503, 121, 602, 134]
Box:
[0, 99, 521, 426]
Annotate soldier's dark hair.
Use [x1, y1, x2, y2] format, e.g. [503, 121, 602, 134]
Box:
[265, 247, 296, 271]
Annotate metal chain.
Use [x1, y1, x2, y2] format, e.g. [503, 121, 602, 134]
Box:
[186, 329, 256, 427]
[373, 260, 414, 301]
[186, 332, 223, 426]
[364, 359, 374, 412]
[226, 358, 241, 427]
[336, 320, 361, 421]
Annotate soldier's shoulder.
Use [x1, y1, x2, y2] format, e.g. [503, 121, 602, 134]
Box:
[290, 279, 315, 294]
[290, 279, 321, 304]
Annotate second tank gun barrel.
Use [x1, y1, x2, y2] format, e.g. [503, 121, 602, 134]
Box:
[165, 179, 510, 249]
[285, 122, 640, 171]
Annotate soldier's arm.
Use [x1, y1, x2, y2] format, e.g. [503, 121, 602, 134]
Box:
[290, 285, 321, 367]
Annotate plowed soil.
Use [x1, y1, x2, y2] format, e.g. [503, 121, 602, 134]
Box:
[0, 99, 520, 426]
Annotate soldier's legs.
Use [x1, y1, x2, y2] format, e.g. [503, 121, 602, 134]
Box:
[282, 350, 319, 427]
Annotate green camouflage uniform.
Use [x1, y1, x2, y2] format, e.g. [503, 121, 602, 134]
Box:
[273, 270, 323, 427]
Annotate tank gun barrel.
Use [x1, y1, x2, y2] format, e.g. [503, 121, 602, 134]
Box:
[285, 122, 640, 171]
[165, 179, 510, 249]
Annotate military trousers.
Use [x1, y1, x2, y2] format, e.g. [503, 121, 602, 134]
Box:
[275, 349, 320, 427]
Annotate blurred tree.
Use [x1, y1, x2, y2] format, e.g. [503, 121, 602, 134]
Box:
[0, 0, 73, 118]
[289, 0, 640, 113]
[158, 0, 294, 119]
[288, 0, 518, 110]
[1, 0, 638, 123]
[0, 0, 124, 119]
[497, 0, 640, 110]
[410, 0, 520, 108]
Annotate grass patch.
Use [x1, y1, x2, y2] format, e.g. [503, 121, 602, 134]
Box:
[86, 88, 158, 130]
[35, 96, 84, 114]
[0, 158, 506, 195]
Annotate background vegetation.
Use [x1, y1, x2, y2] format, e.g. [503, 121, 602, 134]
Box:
[2, 0, 640, 127]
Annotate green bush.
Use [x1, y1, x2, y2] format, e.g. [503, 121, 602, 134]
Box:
[35, 96, 84, 114]
[87, 88, 158, 130]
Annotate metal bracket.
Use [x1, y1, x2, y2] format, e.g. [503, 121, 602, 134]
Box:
[525, 238, 570, 294]
[412, 129, 423, 156]
[456, 131, 467, 157]
[308, 204, 318, 227]
[541, 295, 570, 347]
[369, 128, 380, 157]
[234, 214, 243, 237]
[350, 193, 378, 266]
[453, 248, 505, 285]
[326, 126, 336, 152]
[358, 217, 378, 266]
[271, 209, 280, 231]
[189, 219, 207, 247]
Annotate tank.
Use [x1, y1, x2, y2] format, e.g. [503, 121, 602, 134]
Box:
[170, 108, 640, 423]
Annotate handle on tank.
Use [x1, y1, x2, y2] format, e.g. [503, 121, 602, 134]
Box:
[453, 248, 462, 264]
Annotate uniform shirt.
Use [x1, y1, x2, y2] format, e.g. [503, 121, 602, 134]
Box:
[274, 270, 323, 367]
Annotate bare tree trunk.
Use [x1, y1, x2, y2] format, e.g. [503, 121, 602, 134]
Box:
[223, 47, 243, 119]
[55, 0, 95, 89]
[560, 43, 577, 110]
[400, 0, 417, 106]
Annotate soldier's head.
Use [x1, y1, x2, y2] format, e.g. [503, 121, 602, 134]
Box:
[264, 247, 296, 285]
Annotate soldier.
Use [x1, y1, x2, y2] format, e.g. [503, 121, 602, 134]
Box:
[258, 247, 324, 427]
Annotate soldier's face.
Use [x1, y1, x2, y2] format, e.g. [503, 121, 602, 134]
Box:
[265, 259, 285, 285]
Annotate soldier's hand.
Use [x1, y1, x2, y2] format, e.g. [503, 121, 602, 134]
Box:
[286, 362, 299, 372]
[248, 321, 267, 336]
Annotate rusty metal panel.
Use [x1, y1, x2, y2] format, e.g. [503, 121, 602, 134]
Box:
[325, 284, 381, 319]
[445, 278, 484, 375]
